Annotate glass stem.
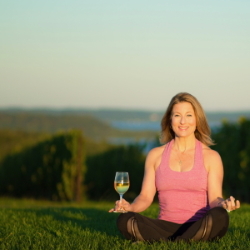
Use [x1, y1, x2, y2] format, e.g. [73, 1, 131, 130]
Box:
[119, 194, 123, 204]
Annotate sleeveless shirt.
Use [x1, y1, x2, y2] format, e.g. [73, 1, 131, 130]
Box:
[155, 139, 209, 224]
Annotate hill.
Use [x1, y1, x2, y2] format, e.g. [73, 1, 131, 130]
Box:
[0, 111, 157, 141]
[2, 107, 250, 124]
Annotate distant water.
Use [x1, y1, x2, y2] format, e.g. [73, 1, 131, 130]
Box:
[111, 121, 161, 131]
[111, 121, 221, 132]
[109, 121, 221, 152]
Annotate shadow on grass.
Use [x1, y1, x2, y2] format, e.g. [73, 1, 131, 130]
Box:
[16, 207, 122, 238]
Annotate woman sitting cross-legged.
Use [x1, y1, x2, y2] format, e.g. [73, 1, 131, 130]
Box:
[109, 92, 240, 243]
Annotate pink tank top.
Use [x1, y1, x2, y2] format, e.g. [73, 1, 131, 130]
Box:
[155, 139, 209, 224]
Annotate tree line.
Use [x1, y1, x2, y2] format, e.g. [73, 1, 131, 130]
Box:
[0, 130, 85, 201]
[0, 118, 249, 202]
[212, 118, 250, 202]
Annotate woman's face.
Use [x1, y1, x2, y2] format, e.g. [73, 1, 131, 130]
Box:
[171, 102, 197, 138]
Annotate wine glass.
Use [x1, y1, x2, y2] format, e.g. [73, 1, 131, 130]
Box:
[114, 172, 130, 213]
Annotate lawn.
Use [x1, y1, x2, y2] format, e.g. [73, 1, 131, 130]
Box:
[0, 198, 249, 250]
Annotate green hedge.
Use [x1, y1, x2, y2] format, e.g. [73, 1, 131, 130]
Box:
[212, 118, 250, 202]
[0, 130, 85, 201]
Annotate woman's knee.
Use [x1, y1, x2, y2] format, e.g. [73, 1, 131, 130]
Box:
[209, 207, 229, 221]
[208, 207, 229, 239]
[116, 212, 135, 232]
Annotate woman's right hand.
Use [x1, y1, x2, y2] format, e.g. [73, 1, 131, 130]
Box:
[218, 196, 240, 212]
[109, 198, 132, 213]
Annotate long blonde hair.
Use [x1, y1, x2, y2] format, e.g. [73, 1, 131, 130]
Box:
[160, 92, 214, 146]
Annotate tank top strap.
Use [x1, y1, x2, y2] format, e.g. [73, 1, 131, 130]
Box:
[193, 139, 205, 171]
[157, 139, 173, 172]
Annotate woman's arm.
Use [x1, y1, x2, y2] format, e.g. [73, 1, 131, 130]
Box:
[109, 147, 162, 213]
[206, 149, 224, 208]
[128, 148, 158, 212]
[206, 149, 240, 211]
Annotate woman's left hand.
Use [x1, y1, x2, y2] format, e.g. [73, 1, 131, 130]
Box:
[219, 196, 240, 212]
[108, 198, 131, 213]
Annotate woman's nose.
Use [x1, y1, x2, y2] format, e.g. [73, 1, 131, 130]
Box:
[180, 116, 186, 124]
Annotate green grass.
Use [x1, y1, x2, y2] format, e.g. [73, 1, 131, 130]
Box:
[0, 198, 249, 250]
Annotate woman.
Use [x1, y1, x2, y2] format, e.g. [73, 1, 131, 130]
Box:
[109, 92, 240, 242]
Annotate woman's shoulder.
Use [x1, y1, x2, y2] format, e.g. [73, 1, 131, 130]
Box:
[145, 144, 167, 170]
[200, 142, 223, 169]
[147, 144, 166, 158]
[200, 142, 221, 158]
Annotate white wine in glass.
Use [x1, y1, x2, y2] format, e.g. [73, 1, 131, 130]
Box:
[114, 172, 130, 213]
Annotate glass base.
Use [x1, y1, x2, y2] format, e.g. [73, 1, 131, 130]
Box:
[113, 210, 128, 213]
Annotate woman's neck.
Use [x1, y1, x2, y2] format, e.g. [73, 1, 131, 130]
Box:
[173, 136, 196, 152]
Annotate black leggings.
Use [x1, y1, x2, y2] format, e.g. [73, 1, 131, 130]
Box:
[117, 207, 229, 242]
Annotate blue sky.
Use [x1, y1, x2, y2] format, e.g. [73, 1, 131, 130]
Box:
[1, 0, 250, 111]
